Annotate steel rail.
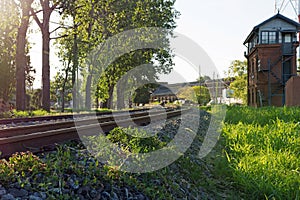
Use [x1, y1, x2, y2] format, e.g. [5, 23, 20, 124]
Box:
[0, 108, 174, 137]
[0, 108, 189, 158]
[0, 108, 150, 125]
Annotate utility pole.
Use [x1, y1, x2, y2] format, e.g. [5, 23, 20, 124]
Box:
[198, 65, 201, 105]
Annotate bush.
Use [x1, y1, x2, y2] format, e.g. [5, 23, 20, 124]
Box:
[107, 127, 165, 153]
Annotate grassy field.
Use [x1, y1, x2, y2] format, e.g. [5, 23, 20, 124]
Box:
[222, 106, 300, 199]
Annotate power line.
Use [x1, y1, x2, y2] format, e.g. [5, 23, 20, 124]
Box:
[276, 0, 298, 17]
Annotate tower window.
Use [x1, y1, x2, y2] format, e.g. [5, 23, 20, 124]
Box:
[261, 32, 268, 44]
[284, 34, 292, 43]
[261, 31, 277, 44]
[269, 32, 276, 43]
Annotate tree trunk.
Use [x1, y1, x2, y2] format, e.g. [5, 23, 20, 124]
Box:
[102, 97, 108, 108]
[95, 96, 99, 109]
[72, 30, 78, 110]
[61, 73, 67, 112]
[61, 89, 65, 112]
[42, 28, 50, 112]
[107, 85, 114, 109]
[31, 0, 57, 112]
[37, 1, 51, 112]
[16, 0, 33, 111]
[85, 74, 92, 110]
[117, 79, 126, 110]
[84, 16, 95, 111]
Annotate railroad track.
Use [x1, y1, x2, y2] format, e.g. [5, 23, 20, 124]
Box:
[0, 107, 189, 158]
[0, 108, 150, 126]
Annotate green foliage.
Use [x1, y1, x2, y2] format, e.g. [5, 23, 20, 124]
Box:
[177, 86, 196, 102]
[50, 71, 73, 108]
[199, 105, 211, 111]
[133, 83, 159, 105]
[177, 86, 210, 105]
[27, 89, 42, 110]
[193, 86, 210, 105]
[0, 111, 12, 119]
[11, 109, 49, 118]
[107, 127, 165, 153]
[0, 152, 46, 185]
[226, 60, 248, 104]
[54, 0, 180, 110]
[225, 106, 300, 125]
[0, 0, 19, 101]
[59, 0, 179, 108]
[12, 110, 30, 118]
[0, 144, 104, 199]
[229, 74, 247, 103]
[31, 110, 49, 116]
[223, 106, 300, 199]
[226, 60, 247, 77]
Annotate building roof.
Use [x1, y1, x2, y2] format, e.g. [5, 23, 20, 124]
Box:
[244, 13, 300, 44]
[151, 83, 189, 97]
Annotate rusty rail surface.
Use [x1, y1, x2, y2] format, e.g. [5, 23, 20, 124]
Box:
[0, 108, 189, 158]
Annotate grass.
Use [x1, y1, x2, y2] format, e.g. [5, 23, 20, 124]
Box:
[222, 106, 300, 199]
[225, 106, 300, 125]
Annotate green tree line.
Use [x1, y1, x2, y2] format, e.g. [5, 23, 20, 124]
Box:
[0, 0, 179, 112]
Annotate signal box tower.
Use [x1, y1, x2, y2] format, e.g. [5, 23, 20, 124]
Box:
[244, 13, 300, 106]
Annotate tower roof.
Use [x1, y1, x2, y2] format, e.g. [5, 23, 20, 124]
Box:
[244, 13, 300, 44]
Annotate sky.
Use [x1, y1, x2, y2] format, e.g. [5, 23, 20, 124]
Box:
[29, 0, 299, 88]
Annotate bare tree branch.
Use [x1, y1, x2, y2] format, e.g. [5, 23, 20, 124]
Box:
[29, 9, 43, 16]
[30, 8, 43, 29]
[50, 34, 69, 40]
[50, 26, 68, 34]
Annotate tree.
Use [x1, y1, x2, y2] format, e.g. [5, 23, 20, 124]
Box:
[50, 71, 72, 111]
[30, 0, 59, 112]
[56, 0, 179, 110]
[226, 60, 247, 104]
[177, 86, 196, 103]
[55, 15, 81, 111]
[15, 0, 34, 111]
[57, 0, 106, 110]
[177, 86, 210, 105]
[98, 49, 172, 109]
[95, 0, 179, 109]
[0, 0, 19, 102]
[25, 55, 36, 90]
[28, 89, 42, 109]
[132, 83, 159, 106]
[193, 86, 210, 105]
[116, 64, 159, 109]
[55, 50, 73, 112]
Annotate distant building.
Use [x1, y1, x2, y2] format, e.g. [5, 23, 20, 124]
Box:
[150, 82, 189, 103]
[150, 80, 232, 105]
[244, 13, 300, 107]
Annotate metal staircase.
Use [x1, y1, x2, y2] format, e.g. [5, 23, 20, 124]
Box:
[265, 44, 296, 106]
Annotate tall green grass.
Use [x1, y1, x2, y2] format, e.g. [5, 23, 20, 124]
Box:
[225, 106, 300, 125]
[223, 106, 300, 199]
